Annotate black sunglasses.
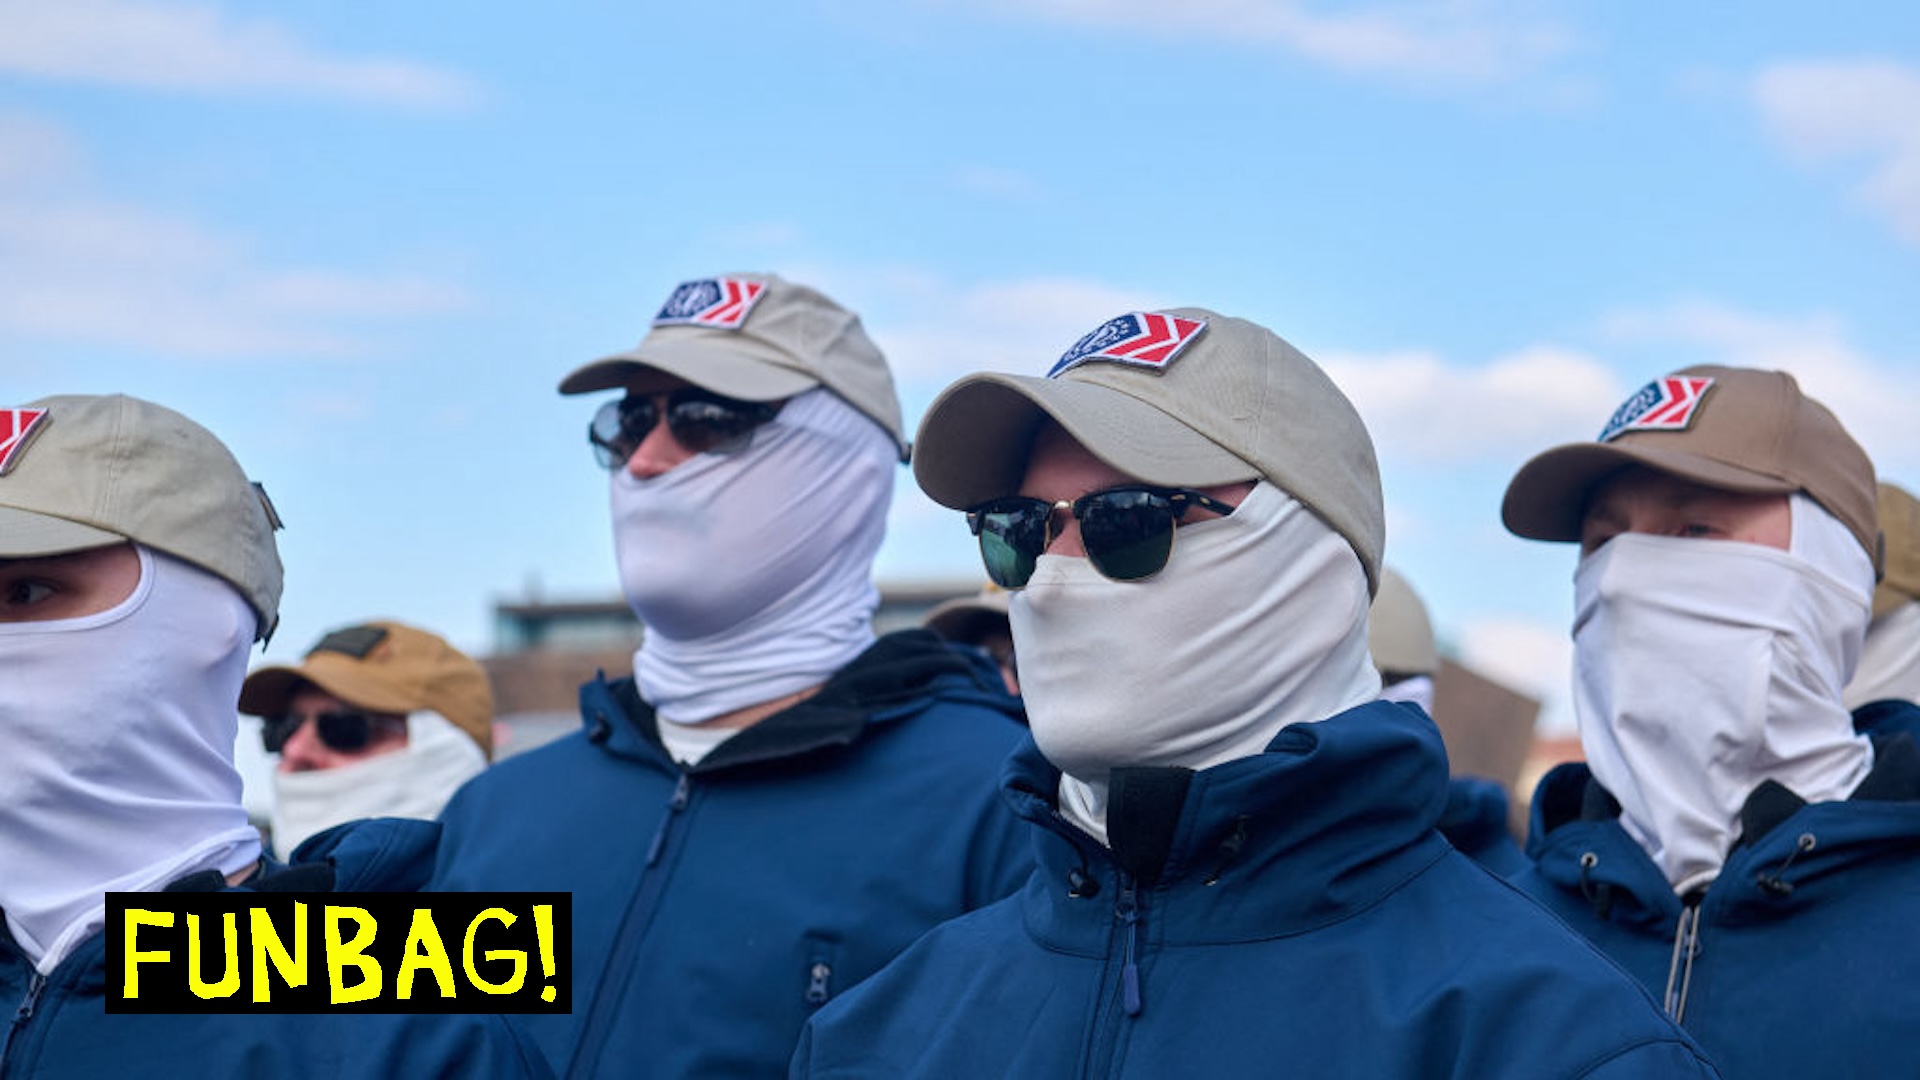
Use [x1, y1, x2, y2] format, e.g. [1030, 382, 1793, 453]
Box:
[589, 390, 780, 469]
[966, 485, 1240, 589]
[260, 709, 403, 755]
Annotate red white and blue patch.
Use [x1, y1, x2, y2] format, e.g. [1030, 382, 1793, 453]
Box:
[1597, 376, 1715, 442]
[652, 277, 768, 330]
[0, 407, 48, 476]
[1047, 312, 1208, 378]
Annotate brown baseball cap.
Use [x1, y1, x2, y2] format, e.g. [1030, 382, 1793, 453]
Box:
[0, 394, 284, 638]
[557, 272, 908, 459]
[922, 586, 1012, 645]
[912, 308, 1385, 594]
[1369, 566, 1438, 679]
[1875, 482, 1919, 619]
[240, 621, 495, 758]
[1502, 365, 1881, 565]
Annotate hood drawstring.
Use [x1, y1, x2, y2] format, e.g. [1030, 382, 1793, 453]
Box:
[1202, 816, 1250, 887]
[1756, 832, 1817, 897]
[1577, 852, 1614, 921]
[1663, 895, 1703, 1023]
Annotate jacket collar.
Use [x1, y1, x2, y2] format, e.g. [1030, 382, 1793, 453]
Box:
[1005, 699, 1453, 950]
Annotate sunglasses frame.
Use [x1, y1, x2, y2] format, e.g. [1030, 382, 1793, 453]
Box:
[261, 708, 405, 756]
[589, 389, 781, 469]
[965, 484, 1240, 589]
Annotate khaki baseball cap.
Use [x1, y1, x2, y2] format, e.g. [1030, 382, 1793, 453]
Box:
[557, 272, 908, 459]
[922, 585, 1012, 645]
[913, 307, 1384, 593]
[0, 394, 283, 638]
[1369, 566, 1438, 679]
[1875, 482, 1919, 619]
[1502, 365, 1881, 565]
[239, 621, 495, 758]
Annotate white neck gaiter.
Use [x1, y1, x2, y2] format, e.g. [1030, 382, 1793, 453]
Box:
[0, 546, 264, 973]
[1379, 675, 1436, 715]
[269, 711, 487, 858]
[1574, 495, 1875, 894]
[1844, 600, 1920, 710]
[1011, 481, 1381, 845]
[613, 388, 895, 725]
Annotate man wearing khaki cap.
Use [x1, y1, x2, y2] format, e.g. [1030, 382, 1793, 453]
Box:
[1503, 368, 1920, 1078]
[0, 395, 548, 1078]
[793, 310, 1715, 1078]
[1845, 481, 1920, 710]
[240, 620, 494, 857]
[429, 274, 1027, 1079]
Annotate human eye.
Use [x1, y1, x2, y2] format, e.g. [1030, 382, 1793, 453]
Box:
[2, 578, 59, 608]
[1676, 521, 1721, 540]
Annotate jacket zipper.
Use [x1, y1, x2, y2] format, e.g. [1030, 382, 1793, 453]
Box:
[1080, 873, 1145, 1080]
[2, 971, 48, 1070]
[569, 771, 693, 1079]
[1662, 895, 1703, 1023]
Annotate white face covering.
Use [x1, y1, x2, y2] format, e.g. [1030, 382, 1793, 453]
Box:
[1011, 481, 1381, 845]
[1843, 600, 1920, 710]
[269, 711, 487, 858]
[612, 388, 896, 725]
[1379, 675, 1436, 715]
[1574, 495, 1876, 894]
[0, 546, 264, 973]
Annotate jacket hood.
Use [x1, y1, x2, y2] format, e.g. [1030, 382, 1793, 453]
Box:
[278, 816, 441, 892]
[1005, 699, 1453, 948]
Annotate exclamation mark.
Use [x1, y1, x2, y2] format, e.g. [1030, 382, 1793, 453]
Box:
[535, 905, 556, 1003]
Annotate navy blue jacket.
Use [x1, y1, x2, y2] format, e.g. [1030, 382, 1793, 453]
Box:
[1511, 701, 1920, 1079]
[1440, 775, 1528, 875]
[0, 819, 552, 1080]
[431, 630, 1031, 1079]
[794, 700, 1718, 1079]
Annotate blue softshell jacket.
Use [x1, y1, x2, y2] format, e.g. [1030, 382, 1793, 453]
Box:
[1440, 774, 1529, 875]
[0, 818, 553, 1080]
[1511, 700, 1920, 1080]
[430, 630, 1032, 1080]
[793, 699, 1720, 1079]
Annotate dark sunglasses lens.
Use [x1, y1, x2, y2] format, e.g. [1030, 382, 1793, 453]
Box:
[315, 711, 375, 752]
[665, 398, 770, 455]
[260, 716, 298, 753]
[1080, 490, 1177, 581]
[589, 397, 659, 470]
[976, 501, 1050, 589]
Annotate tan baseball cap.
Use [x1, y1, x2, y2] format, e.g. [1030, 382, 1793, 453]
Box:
[1875, 482, 1919, 619]
[558, 272, 907, 459]
[0, 394, 284, 638]
[1502, 365, 1881, 565]
[1369, 566, 1438, 679]
[922, 585, 1012, 645]
[239, 621, 495, 758]
[913, 308, 1385, 593]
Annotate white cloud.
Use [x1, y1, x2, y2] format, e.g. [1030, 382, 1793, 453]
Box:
[0, 0, 476, 108]
[1601, 301, 1920, 480]
[0, 111, 471, 358]
[1321, 345, 1622, 464]
[962, 0, 1575, 88]
[1754, 59, 1920, 244]
[1457, 615, 1575, 736]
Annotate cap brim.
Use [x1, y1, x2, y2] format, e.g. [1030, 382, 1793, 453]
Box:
[558, 336, 820, 401]
[1502, 442, 1798, 542]
[238, 653, 418, 719]
[923, 594, 1011, 641]
[0, 506, 128, 558]
[913, 373, 1258, 509]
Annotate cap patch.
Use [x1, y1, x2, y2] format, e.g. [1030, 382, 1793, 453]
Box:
[1048, 312, 1207, 378]
[1597, 376, 1715, 442]
[652, 277, 768, 330]
[0, 407, 49, 476]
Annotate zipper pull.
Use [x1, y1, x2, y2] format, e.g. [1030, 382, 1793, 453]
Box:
[805, 962, 832, 1006]
[646, 773, 694, 866]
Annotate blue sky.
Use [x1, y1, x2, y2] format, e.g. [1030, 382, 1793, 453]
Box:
[5, 0, 1918, 735]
